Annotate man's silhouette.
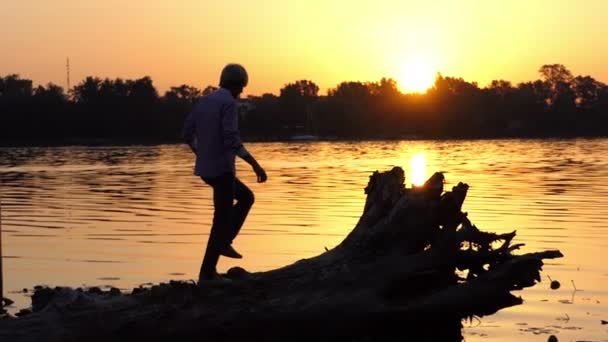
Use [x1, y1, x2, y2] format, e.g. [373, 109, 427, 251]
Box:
[182, 64, 267, 284]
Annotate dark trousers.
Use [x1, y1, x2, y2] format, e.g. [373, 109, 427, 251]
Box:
[199, 173, 254, 279]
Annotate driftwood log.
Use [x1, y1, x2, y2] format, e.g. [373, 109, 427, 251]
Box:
[0, 167, 562, 341]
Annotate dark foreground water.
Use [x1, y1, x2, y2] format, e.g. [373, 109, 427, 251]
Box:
[1, 139, 607, 340]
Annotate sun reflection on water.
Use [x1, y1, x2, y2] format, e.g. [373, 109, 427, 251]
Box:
[410, 153, 426, 186]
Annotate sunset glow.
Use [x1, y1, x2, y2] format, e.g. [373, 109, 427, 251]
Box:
[1, 1, 607, 95]
[2, 0, 608, 340]
[398, 57, 436, 93]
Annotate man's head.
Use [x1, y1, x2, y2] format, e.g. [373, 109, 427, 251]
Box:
[219, 63, 248, 98]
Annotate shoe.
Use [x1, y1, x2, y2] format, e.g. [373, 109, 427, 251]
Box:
[198, 272, 232, 286]
[220, 245, 243, 259]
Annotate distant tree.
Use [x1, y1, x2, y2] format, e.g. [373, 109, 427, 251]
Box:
[538, 64, 575, 108]
[572, 75, 604, 110]
[240, 93, 281, 137]
[319, 81, 374, 136]
[598, 83, 608, 110]
[328, 81, 370, 100]
[280, 80, 319, 98]
[427, 74, 484, 136]
[488, 80, 514, 98]
[164, 84, 202, 104]
[202, 85, 218, 96]
[480, 80, 517, 134]
[539, 64, 573, 87]
[3, 63, 608, 144]
[33, 83, 66, 102]
[0, 74, 33, 98]
[161, 84, 203, 137]
[72, 77, 102, 104]
[127, 76, 158, 103]
[97, 78, 128, 101]
[430, 74, 480, 97]
[279, 80, 319, 129]
[368, 78, 400, 98]
[529, 79, 550, 106]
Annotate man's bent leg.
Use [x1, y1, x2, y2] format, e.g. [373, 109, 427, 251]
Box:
[226, 177, 254, 245]
[199, 173, 234, 280]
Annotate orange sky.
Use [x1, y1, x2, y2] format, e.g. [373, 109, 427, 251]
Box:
[2, 0, 607, 95]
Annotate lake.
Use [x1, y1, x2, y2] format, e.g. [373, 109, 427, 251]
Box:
[1, 139, 607, 340]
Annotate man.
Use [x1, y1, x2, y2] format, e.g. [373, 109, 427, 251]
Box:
[182, 63, 267, 284]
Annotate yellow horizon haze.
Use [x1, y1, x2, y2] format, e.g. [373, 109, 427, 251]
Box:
[1, 0, 607, 95]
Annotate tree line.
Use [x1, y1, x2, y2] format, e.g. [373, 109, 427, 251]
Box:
[1, 64, 607, 145]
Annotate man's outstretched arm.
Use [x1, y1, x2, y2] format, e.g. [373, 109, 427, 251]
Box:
[237, 147, 267, 183]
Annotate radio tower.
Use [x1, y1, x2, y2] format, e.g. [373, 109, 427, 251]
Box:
[66, 57, 71, 91]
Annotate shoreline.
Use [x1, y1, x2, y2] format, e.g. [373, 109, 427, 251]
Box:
[1, 133, 607, 148]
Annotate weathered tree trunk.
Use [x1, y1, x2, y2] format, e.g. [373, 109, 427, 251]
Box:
[0, 167, 562, 342]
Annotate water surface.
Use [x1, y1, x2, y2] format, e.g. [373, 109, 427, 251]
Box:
[1, 139, 607, 340]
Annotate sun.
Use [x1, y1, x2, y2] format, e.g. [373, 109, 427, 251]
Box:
[398, 58, 436, 94]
